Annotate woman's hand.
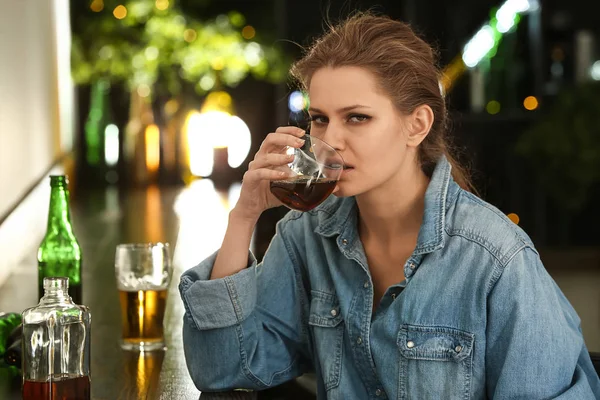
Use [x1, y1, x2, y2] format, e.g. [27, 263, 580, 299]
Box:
[231, 126, 306, 222]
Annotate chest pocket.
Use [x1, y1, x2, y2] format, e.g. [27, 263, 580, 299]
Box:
[308, 290, 344, 391]
[397, 324, 474, 400]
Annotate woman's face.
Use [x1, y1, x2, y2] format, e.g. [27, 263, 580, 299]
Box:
[308, 66, 423, 198]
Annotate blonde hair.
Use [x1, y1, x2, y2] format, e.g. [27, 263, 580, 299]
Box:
[291, 13, 474, 192]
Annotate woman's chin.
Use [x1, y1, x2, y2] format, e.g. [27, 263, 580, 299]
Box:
[332, 183, 351, 198]
[332, 184, 343, 197]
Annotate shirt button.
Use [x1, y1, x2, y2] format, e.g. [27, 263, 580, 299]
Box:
[341, 238, 348, 245]
[409, 262, 416, 270]
[375, 389, 383, 396]
[406, 340, 415, 349]
[356, 336, 363, 345]
[363, 281, 369, 288]
[330, 309, 338, 317]
[455, 345, 463, 353]
[391, 293, 396, 300]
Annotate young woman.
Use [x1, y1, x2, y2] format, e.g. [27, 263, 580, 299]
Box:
[179, 14, 600, 399]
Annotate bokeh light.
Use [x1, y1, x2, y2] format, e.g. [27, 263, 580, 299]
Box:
[243, 43, 263, 67]
[507, 213, 520, 225]
[242, 26, 256, 40]
[183, 29, 197, 43]
[90, 0, 104, 12]
[145, 46, 159, 61]
[199, 75, 215, 91]
[164, 99, 179, 117]
[462, 25, 495, 68]
[462, 0, 533, 68]
[228, 11, 245, 27]
[591, 61, 600, 81]
[104, 124, 119, 167]
[155, 0, 169, 11]
[201, 91, 233, 114]
[185, 111, 251, 177]
[137, 84, 151, 98]
[211, 57, 225, 71]
[523, 96, 539, 111]
[113, 5, 127, 20]
[145, 124, 160, 173]
[486, 100, 501, 115]
[288, 91, 308, 113]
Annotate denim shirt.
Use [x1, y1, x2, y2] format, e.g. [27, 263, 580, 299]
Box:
[179, 157, 600, 399]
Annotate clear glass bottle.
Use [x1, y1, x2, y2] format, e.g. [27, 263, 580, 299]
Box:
[22, 277, 91, 400]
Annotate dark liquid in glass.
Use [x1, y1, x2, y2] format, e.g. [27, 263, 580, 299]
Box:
[270, 177, 337, 211]
[23, 375, 90, 400]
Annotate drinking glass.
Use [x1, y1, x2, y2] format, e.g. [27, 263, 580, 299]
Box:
[115, 243, 172, 351]
[269, 134, 344, 211]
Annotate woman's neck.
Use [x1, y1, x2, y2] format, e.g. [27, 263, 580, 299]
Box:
[356, 160, 430, 247]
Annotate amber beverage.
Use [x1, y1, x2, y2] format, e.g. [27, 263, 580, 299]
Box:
[269, 135, 343, 212]
[22, 375, 90, 400]
[270, 177, 337, 212]
[115, 243, 171, 351]
[119, 289, 168, 348]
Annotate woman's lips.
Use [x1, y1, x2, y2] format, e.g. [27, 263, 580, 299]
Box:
[341, 166, 354, 178]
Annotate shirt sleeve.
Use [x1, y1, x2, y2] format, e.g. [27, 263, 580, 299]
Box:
[179, 250, 258, 330]
[485, 247, 600, 399]
[179, 217, 312, 392]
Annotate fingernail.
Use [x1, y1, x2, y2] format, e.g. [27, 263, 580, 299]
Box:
[279, 171, 286, 177]
[296, 139, 305, 146]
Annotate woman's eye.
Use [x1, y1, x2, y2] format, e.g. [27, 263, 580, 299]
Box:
[310, 115, 328, 124]
[348, 114, 371, 123]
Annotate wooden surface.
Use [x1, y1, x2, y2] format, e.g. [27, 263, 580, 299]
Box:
[0, 185, 315, 400]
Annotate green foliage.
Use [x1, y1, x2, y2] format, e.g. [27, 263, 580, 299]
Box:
[71, 0, 290, 94]
[516, 83, 600, 211]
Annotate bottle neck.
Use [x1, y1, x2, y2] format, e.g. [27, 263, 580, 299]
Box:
[47, 186, 74, 233]
[39, 278, 72, 305]
[40, 286, 72, 304]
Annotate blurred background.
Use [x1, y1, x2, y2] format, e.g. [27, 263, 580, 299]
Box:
[0, 0, 599, 359]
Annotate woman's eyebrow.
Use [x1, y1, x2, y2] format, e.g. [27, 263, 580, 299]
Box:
[309, 104, 371, 114]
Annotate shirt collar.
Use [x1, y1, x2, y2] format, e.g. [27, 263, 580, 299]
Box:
[314, 156, 459, 255]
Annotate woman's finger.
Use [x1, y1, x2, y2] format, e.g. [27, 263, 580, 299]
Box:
[259, 132, 305, 153]
[248, 153, 294, 170]
[243, 168, 289, 183]
[275, 126, 306, 137]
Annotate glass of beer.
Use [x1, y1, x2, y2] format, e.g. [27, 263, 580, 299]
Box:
[115, 243, 172, 351]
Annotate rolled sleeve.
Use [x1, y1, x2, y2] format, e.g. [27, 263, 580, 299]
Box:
[179, 250, 258, 330]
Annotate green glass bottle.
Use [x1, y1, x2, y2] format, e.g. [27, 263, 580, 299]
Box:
[0, 312, 21, 356]
[37, 175, 82, 304]
[3, 338, 21, 368]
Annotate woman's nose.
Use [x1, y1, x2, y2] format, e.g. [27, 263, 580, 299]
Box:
[321, 125, 345, 152]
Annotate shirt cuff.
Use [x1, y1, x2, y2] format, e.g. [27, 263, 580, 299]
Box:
[179, 250, 258, 330]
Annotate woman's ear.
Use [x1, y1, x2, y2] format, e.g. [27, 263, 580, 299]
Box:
[406, 104, 434, 147]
